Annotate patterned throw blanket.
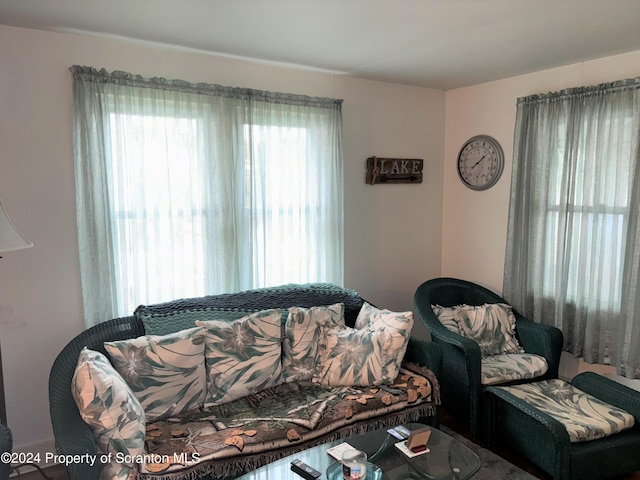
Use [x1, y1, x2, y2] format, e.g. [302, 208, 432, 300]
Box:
[136, 363, 439, 480]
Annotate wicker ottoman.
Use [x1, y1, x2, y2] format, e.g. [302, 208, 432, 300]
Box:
[484, 372, 640, 480]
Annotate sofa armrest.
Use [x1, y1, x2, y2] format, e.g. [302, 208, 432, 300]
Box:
[572, 372, 640, 422]
[49, 348, 101, 480]
[404, 337, 442, 378]
[49, 315, 144, 480]
[53, 415, 101, 480]
[49, 350, 102, 480]
[514, 315, 563, 378]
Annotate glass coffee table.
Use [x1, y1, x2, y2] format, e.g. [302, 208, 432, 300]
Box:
[234, 423, 481, 479]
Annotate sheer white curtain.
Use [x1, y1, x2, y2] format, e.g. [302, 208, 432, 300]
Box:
[503, 78, 640, 378]
[71, 67, 344, 326]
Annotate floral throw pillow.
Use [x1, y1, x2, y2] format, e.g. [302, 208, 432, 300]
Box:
[71, 347, 146, 472]
[196, 309, 283, 406]
[431, 304, 464, 334]
[282, 303, 345, 382]
[313, 326, 389, 387]
[104, 326, 207, 421]
[354, 302, 414, 383]
[457, 303, 524, 357]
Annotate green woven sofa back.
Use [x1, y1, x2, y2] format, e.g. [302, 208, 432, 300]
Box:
[134, 283, 364, 335]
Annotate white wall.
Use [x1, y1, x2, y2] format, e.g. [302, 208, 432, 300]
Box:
[4, 19, 638, 459]
[0, 24, 445, 455]
[339, 76, 444, 315]
[443, 49, 640, 378]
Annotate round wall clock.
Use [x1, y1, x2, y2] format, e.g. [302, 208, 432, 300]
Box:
[456, 135, 504, 191]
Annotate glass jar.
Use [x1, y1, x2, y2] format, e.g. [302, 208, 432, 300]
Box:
[342, 449, 367, 480]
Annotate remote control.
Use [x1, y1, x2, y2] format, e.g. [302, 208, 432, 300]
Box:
[387, 428, 405, 440]
[291, 459, 321, 479]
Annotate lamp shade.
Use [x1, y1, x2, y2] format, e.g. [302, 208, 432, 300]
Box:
[0, 196, 32, 254]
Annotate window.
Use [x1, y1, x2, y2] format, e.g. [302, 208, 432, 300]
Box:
[108, 112, 211, 313]
[71, 66, 344, 325]
[503, 78, 640, 376]
[245, 124, 322, 286]
[541, 115, 634, 310]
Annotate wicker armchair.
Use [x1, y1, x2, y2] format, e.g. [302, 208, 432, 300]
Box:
[414, 277, 563, 438]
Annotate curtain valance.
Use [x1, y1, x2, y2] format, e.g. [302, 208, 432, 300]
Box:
[69, 65, 343, 108]
[517, 77, 640, 106]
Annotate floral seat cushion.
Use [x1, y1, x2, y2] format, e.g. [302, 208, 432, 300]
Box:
[481, 353, 548, 386]
[497, 379, 635, 442]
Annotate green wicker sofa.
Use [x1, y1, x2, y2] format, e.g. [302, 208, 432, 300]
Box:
[49, 283, 442, 480]
[485, 372, 640, 480]
[414, 277, 563, 439]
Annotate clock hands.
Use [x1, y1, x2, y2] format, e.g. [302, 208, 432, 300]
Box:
[472, 154, 487, 169]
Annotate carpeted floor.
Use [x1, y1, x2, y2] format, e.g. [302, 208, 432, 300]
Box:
[440, 425, 538, 480]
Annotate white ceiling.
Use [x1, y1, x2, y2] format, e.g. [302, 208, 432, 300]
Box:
[2, 0, 640, 90]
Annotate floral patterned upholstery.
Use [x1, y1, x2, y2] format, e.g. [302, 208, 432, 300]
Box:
[497, 379, 635, 442]
[313, 326, 390, 386]
[481, 353, 548, 386]
[137, 363, 439, 480]
[71, 347, 146, 480]
[430, 304, 462, 334]
[282, 303, 345, 382]
[432, 303, 524, 357]
[312, 303, 415, 387]
[197, 309, 284, 406]
[457, 303, 524, 356]
[485, 372, 640, 480]
[433, 302, 545, 387]
[104, 326, 207, 421]
[354, 302, 414, 383]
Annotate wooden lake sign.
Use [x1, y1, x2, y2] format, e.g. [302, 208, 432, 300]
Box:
[366, 157, 423, 184]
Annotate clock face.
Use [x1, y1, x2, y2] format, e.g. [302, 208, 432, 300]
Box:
[457, 135, 504, 190]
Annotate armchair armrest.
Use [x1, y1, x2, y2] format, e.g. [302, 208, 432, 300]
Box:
[404, 337, 442, 378]
[421, 318, 483, 428]
[427, 324, 483, 388]
[514, 315, 563, 378]
[413, 296, 482, 383]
